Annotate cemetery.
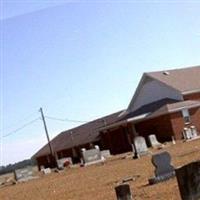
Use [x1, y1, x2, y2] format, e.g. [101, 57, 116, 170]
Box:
[0, 138, 200, 200]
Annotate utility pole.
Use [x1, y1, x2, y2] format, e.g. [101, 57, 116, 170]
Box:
[39, 107, 54, 159]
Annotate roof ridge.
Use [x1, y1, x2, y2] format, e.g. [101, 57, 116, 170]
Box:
[146, 65, 200, 74]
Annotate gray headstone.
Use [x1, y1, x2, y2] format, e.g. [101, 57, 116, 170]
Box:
[176, 161, 200, 200]
[101, 150, 111, 158]
[82, 148, 103, 166]
[14, 167, 36, 182]
[149, 151, 175, 184]
[148, 134, 161, 148]
[115, 184, 133, 200]
[133, 136, 148, 158]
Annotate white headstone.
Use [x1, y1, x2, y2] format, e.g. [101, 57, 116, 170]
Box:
[82, 148, 104, 166]
[183, 128, 193, 140]
[148, 134, 161, 148]
[42, 168, 51, 174]
[190, 126, 198, 138]
[94, 145, 100, 150]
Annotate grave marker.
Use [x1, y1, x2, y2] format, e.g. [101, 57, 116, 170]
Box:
[149, 151, 175, 184]
[115, 184, 133, 200]
[14, 167, 37, 182]
[133, 136, 148, 158]
[183, 126, 200, 141]
[190, 126, 198, 138]
[101, 150, 111, 158]
[41, 168, 51, 174]
[176, 161, 200, 200]
[148, 134, 161, 148]
[82, 148, 104, 166]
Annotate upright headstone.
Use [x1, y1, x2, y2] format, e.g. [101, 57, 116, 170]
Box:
[190, 126, 198, 138]
[94, 145, 100, 150]
[101, 150, 111, 158]
[176, 161, 200, 200]
[183, 128, 193, 140]
[133, 136, 148, 158]
[14, 167, 37, 182]
[82, 148, 104, 166]
[148, 134, 161, 148]
[115, 184, 133, 200]
[41, 168, 51, 175]
[149, 151, 175, 184]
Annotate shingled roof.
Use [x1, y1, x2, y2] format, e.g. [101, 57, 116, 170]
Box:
[147, 65, 200, 94]
[33, 110, 123, 158]
[147, 100, 200, 119]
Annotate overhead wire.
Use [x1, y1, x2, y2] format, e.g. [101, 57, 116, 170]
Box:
[45, 116, 89, 123]
[1, 112, 90, 139]
[0, 111, 39, 132]
[2, 117, 41, 138]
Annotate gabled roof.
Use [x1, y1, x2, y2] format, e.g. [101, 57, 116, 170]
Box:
[148, 100, 200, 119]
[33, 110, 123, 158]
[100, 99, 200, 131]
[123, 98, 179, 120]
[147, 65, 200, 94]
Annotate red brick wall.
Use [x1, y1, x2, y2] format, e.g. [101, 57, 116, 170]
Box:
[183, 92, 200, 101]
[134, 107, 200, 142]
[169, 112, 185, 140]
[134, 114, 174, 143]
[189, 107, 200, 134]
[169, 107, 200, 139]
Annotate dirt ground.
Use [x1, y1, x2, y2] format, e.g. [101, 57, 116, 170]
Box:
[0, 139, 200, 200]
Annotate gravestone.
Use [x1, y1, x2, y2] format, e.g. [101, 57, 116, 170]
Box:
[14, 167, 37, 182]
[94, 145, 100, 150]
[183, 127, 200, 141]
[148, 134, 161, 148]
[183, 128, 193, 140]
[148, 151, 175, 184]
[176, 161, 200, 200]
[101, 150, 111, 158]
[133, 136, 148, 158]
[57, 157, 72, 169]
[41, 168, 51, 174]
[190, 126, 198, 138]
[82, 148, 104, 166]
[115, 184, 133, 200]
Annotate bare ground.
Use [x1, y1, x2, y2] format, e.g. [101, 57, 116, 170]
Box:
[0, 139, 200, 200]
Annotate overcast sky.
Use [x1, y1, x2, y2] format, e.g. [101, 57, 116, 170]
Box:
[1, 1, 200, 165]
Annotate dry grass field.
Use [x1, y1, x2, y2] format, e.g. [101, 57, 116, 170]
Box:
[0, 139, 200, 200]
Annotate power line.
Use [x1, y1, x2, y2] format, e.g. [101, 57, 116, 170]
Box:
[45, 116, 89, 123]
[0, 111, 38, 132]
[2, 118, 40, 138]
